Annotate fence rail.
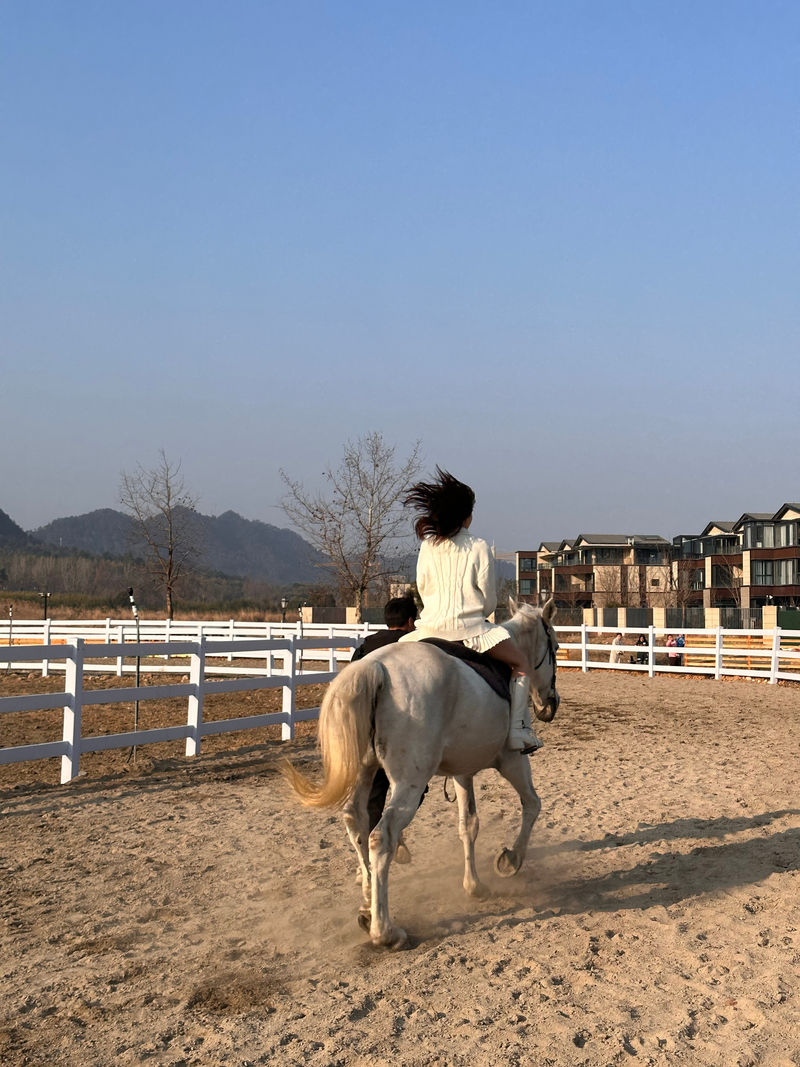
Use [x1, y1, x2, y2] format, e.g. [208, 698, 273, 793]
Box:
[553, 624, 800, 684]
[2, 621, 799, 785]
[0, 633, 359, 784]
[0, 618, 380, 676]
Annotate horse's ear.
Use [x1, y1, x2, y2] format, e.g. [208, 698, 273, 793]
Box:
[508, 595, 519, 615]
[543, 597, 558, 624]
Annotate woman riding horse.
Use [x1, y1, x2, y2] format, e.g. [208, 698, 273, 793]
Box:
[400, 468, 540, 753]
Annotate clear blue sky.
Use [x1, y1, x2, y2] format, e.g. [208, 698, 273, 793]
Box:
[2, 1, 797, 554]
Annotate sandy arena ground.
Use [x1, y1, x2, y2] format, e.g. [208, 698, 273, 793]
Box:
[1, 668, 800, 1066]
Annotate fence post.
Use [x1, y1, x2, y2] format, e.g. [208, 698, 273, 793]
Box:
[648, 625, 656, 678]
[282, 636, 296, 740]
[328, 625, 336, 672]
[61, 640, 84, 784]
[116, 625, 125, 675]
[228, 618, 235, 663]
[41, 617, 52, 677]
[770, 626, 781, 685]
[580, 624, 588, 673]
[714, 627, 724, 680]
[186, 636, 206, 757]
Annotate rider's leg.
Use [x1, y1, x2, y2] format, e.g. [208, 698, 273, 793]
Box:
[485, 637, 529, 677]
[485, 639, 542, 754]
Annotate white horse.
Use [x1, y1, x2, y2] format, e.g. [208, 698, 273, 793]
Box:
[284, 600, 559, 949]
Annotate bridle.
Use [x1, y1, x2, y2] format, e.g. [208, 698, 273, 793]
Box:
[532, 619, 558, 686]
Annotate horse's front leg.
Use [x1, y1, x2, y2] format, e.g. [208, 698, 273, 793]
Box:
[453, 775, 489, 899]
[342, 761, 379, 931]
[494, 752, 542, 877]
[369, 782, 423, 950]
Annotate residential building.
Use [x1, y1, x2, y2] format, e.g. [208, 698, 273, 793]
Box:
[517, 534, 671, 611]
[517, 502, 800, 614]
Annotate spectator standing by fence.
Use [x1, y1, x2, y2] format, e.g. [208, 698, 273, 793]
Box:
[609, 633, 623, 664]
[676, 633, 685, 666]
[636, 633, 648, 665]
[666, 633, 679, 666]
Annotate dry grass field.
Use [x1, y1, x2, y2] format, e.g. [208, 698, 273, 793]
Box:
[2, 668, 800, 1066]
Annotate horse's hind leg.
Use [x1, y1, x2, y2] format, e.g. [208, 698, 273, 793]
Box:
[453, 775, 489, 899]
[495, 753, 542, 877]
[369, 782, 424, 950]
[342, 761, 378, 930]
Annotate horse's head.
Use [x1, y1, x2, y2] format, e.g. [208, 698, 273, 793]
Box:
[507, 598, 560, 722]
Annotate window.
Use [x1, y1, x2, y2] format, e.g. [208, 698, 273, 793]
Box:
[712, 564, 743, 587]
[518, 557, 537, 571]
[751, 560, 774, 585]
[774, 559, 799, 586]
[518, 579, 535, 595]
[651, 578, 660, 587]
[777, 523, 797, 547]
[751, 524, 774, 548]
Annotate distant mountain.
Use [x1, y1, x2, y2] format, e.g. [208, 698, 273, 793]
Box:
[193, 510, 328, 585]
[33, 508, 134, 557]
[0, 508, 36, 550]
[26, 506, 514, 590]
[496, 558, 515, 582]
[32, 508, 328, 586]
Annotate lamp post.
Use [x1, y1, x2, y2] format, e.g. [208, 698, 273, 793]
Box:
[4, 605, 11, 673]
[39, 591, 50, 620]
[127, 587, 141, 763]
[280, 596, 288, 624]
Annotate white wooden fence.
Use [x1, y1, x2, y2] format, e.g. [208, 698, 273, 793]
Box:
[1, 621, 798, 786]
[0, 631, 365, 784]
[0, 617, 380, 674]
[553, 624, 800, 685]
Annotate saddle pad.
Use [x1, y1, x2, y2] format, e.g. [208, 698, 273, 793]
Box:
[420, 638, 511, 703]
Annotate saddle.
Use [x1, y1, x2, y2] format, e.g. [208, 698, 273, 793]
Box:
[421, 638, 512, 702]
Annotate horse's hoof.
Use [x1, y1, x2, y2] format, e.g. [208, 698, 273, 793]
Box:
[466, 881, 490, 900]
[374, 926, 408, 951]
[394, 842, 412, 864]
[495, 848, 521, 878]
[357, 910, 371, 933]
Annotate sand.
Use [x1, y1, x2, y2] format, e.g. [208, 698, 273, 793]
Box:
[2, 669, 800, 1066]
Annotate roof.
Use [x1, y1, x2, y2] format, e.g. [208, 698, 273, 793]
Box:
[732, 513, 774, 530]
[773, 503, 800, 521]
[573, 533, 670, 547]
[699, 521, 737, 537]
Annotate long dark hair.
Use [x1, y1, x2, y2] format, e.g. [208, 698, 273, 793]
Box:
[403, 467, 475, 543]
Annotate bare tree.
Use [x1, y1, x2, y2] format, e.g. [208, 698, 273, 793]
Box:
[592, 564, 626, 608]
[119, 450, 201, 619]
[280, 432, 422, 622]
[713, 554, 743, 608]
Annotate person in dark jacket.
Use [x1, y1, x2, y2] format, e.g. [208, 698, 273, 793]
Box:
[350, 596, 420, 860]
[350, 595, 417, 661]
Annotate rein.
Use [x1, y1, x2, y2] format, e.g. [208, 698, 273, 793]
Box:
[533, 621, 558, 677]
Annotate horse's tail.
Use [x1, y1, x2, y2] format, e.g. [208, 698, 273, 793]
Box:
[282, 657, 385, 809]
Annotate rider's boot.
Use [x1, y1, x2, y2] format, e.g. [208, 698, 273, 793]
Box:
[507, 675, 543, 755]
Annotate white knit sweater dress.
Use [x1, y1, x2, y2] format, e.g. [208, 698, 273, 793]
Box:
[399, 527, 510, 652]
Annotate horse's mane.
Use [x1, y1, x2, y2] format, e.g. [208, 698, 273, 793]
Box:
[504, 601, 544, 636]
[504, 600, 556, 664]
